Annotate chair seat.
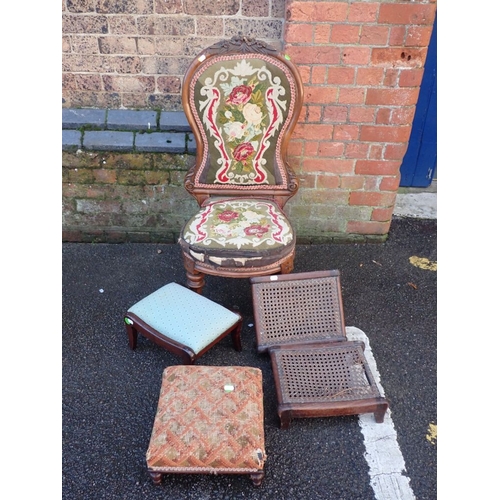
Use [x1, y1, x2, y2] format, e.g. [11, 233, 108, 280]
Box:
[126, 283, 240, 355]
[179, 198, 295, 268]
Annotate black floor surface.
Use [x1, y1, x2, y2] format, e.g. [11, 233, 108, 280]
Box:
[62, 217, 437, 500]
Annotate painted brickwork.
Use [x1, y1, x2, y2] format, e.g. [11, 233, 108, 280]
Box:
[62, 0, 437, 242]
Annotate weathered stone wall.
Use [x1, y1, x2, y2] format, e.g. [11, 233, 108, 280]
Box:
[62, 150, 198, 243]
[62, 0, 285, 110]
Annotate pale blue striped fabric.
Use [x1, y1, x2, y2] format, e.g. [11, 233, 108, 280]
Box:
[128, 283, 239, 354]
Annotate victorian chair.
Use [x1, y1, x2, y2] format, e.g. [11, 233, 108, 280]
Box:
[178, 36, 304, 294]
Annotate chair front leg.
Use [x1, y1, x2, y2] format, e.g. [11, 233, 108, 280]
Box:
[181, 251, 206, 294]
[280, 253, 295, 274]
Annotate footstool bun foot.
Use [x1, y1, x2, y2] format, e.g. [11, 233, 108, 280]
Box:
[251, 472, 265, 486]
[149, 471, 163, 485]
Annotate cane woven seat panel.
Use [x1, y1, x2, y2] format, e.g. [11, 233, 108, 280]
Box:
[270, 342, 382, 405]
[146, 366, 266, 474]
[250, 271, 347, 351]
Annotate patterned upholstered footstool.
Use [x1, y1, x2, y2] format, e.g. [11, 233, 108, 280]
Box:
[146, 365, 266, 486]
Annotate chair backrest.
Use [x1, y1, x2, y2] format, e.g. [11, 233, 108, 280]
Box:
[182, 37, 304, 209]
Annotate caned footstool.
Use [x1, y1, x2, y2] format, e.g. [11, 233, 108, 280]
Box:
[124, 283, 242, 364]
[146, 365, 266, 486]
[269, 341, 389, 429]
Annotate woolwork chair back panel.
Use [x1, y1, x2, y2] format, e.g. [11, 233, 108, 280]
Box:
[179, 37, 304, 294]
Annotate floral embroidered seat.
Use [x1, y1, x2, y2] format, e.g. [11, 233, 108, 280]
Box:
[179, 36, 304, 293]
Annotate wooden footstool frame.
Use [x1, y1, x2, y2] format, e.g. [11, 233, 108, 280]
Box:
[124, 283, 242, 364]
[146, 366, 266, 486]
[269, 341, 388, 429]
[250, 270, 389, 428]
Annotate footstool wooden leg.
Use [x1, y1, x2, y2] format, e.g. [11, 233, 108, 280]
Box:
[250, 471, 265, 486]
[279, 410, 292, 430]
[149, 471, 163, 485]
[231, 320, 243, 352]
[374, 403, 388, 423]
[125, 322, 138, 350]
[179, 351, 197, 365]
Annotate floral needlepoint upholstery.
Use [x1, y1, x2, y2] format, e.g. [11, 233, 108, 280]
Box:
[189, 56, 296, 188]
[180, 198, 294, 267]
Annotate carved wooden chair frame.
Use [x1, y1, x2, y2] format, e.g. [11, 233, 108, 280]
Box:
[179, 36, 304, 294]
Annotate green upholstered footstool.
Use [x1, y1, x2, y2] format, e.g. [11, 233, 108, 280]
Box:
[146, 365, 266, 486]
[124, 283, 242, 364]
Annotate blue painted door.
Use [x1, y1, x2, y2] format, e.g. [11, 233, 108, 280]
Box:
[399, 16, 437, 187]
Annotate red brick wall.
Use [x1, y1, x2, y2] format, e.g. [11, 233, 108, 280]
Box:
[283, 0, 436, 238]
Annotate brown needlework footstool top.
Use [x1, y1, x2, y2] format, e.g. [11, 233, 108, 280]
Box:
[146, 365, 266, 486]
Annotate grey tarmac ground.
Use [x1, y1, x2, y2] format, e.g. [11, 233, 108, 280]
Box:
[62, 216, 437, 500]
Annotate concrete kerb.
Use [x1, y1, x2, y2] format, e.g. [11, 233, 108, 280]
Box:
[62, 108, 192, 154]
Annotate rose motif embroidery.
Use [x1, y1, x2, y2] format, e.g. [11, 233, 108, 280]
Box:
[197, 59, 288, 184]
[227, 85, 252, 105]
[223, 121, 246, 140]
[244, 224, 270, 238]
[218, 210, 239, 222]
[213, 224, 232, 237]
[243, 103, 263, 126]
[232, 142, 255, 163]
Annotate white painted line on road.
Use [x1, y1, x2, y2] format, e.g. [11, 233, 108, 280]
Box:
[346, 327, 416, 500]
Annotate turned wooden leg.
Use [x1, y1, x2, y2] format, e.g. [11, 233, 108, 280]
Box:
[149, 471, 163, 485]
[250, 471, 265, 486]
[186, 270, 205, 294]
[125, 322, 138, 350]
[181, 252, 206, 294]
